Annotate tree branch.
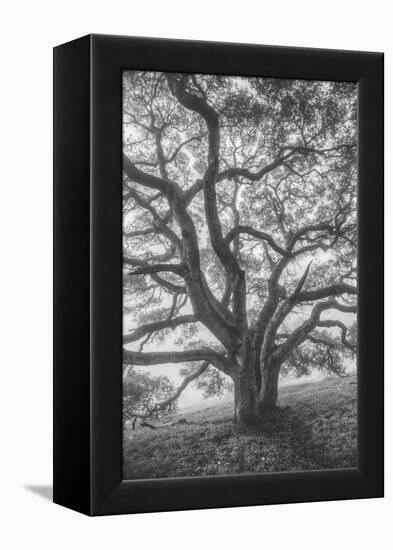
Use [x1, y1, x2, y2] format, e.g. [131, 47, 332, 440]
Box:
[124, 184, 182, 251]
[123, 153, 180, 196]
[272, 299, 357, 364]
[166, 73, 248, 332]
[124, 146, 241, 346]
[149, 361, 210, 415]
[260, 261, 313, 366]
[317, 319, 356, 352]
[225, 225, 289, 257]
[217, 152, 293, 183]
[124, 315, 198, 344]
[216, 145, 351, 185]
[126, 262, 186, 277]
[167, 134, 206, 163]
[296, 282, 357, 303]
[123, 347, 228, 372]
[166, 74, 242, 279]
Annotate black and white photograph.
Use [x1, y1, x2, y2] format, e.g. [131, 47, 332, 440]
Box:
[122, 71, 358, 479]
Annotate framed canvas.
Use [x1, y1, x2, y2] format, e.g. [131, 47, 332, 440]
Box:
[53, 34, 383, 516]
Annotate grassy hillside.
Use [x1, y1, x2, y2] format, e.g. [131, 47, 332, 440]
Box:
[123, 375, 357, 479]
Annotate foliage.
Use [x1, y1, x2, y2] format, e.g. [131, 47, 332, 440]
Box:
[122, 71, 357, 421]
[123, 366, 177, 424]
[180, 364, 233, 399]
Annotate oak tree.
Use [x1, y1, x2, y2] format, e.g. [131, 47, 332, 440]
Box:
[122, 72, 357, 429]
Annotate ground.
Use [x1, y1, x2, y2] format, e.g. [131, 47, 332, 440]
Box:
[123, 375, 357, 479]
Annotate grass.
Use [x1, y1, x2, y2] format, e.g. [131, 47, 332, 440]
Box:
[123, 374, 357, 479]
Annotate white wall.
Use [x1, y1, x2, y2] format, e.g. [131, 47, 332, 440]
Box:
[0, 1, 390, 548]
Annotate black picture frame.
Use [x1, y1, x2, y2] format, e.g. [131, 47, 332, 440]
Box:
[53, 34, 384, 516]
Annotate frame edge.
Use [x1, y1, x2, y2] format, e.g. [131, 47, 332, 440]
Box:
[53, 34, 92, 516]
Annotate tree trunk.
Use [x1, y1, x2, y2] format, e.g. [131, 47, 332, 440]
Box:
[233, 364, 259, 428]
[258, 361, 280, 415]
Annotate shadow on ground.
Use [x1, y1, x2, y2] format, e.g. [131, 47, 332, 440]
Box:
[123, 375, 358, 479]
[24, 485, 52, 501]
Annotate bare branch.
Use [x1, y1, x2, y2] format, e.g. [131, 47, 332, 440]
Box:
[292, 260, 313, 298]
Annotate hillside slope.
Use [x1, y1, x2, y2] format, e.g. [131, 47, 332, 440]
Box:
[123, 375, 357, 479]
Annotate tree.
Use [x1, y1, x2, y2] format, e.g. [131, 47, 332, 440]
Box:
[123, 366, 177, 429]
[122, 71, 357, 429]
